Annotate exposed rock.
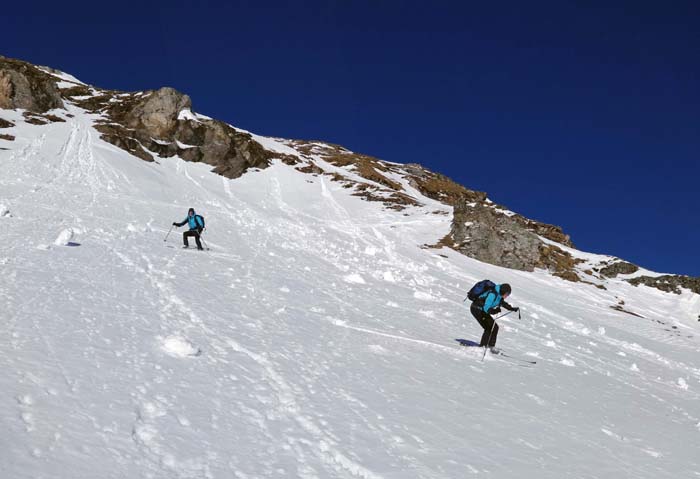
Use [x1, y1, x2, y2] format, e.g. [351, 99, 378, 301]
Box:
[628, 275, 700, 295]
[0, 133, 15, 141]
[400, 163, 486, 206]
[600, 261, 639, 278]
[122, 88, 192, 138]
[522, 220, 573, 247]
[0, 118, 14, 128]
[22, 112, 66, 125]
[450, 201, 543, 271]
[296, 162, 324, 175]
[71, 86, 280, 179]
[285, 140, 423, 210]
[448, 198, 582, 278]
[537, 244, 584, 281]
[0, 56, 64, 113]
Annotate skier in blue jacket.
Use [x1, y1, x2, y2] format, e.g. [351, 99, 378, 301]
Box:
[173, 208, 205, 250]
[470, 283, 519, 350]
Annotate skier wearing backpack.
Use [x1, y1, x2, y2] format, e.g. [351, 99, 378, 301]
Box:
[469, 281, 519, 350]
[173, 208, 205, 250]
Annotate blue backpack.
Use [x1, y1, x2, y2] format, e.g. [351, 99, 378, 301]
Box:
[467, 279, 496, 302]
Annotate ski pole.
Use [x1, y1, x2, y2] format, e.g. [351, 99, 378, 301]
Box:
[199, 228, 210, 251]
[482, 310, 517, 362]
[482, 319, 497, 362]
[164, 225, 174, 242]
[495, 310, 516, 320]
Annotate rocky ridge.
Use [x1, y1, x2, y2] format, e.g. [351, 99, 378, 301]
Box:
[0, 54, 696, 295]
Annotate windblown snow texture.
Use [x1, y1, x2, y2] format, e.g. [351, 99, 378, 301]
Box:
[1, 103, 699, 479]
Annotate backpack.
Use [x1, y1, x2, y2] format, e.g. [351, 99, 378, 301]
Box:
[195, 214, 205, 229]
[467, 279, 496, 302]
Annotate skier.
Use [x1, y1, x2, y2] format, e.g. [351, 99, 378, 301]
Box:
[470, 282, 519, 351]
[172, 208, 205, 250]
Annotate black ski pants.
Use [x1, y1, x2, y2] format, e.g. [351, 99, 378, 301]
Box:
[470, 303, 499, 347]
[183, 228, 203, 249]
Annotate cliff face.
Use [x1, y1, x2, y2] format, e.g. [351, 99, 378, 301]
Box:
[0, 54, 696, 294]
[0, 56, 64, 112]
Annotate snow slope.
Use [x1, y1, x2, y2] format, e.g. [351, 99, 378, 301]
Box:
[1, 106, 700, 479]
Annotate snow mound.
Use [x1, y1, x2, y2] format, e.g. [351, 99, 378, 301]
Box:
[0, 204, 10, 217]
[161, 335, 201, 357]
[54, 228, 74, 246]
[344, 273, 366, 284]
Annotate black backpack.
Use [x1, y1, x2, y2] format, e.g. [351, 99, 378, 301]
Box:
[467, 279, 496, 302]
[195, 214, 205, 229]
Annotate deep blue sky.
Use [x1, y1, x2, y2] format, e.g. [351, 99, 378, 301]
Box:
[3, 1, 699, 275]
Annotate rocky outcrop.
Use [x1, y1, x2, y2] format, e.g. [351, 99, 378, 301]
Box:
[401, 163, 487, 206]
[448, 198, 581, 276]
[0, 56, 64, 113]
[122, 87, 192, 137]
[599, 261, 639, 278]
[628, 275, 700, 295]
[450, 201, 543, 271]
[64, 86, 282, 178]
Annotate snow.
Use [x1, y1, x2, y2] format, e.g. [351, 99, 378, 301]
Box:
[176, 140, 196, 149]
[37, 67, 86, 86]
[249, 132, 302, 157]
[55, 80, 78, 89]
[177, 108, 199, 122]
[161, 335, 201, 357]
[53, 228, 74, 245]
[1, 104, 699, 478]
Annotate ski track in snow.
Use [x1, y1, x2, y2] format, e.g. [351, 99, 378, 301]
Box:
[1, 107, 700, 478]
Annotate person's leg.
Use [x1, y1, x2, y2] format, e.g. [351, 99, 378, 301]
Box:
[472, 305, 498, 347]
[486, 321, 499, 348]
[183, 230, 194, 247]
[471, 304, 491, 346]
[194, 231, 203, 250]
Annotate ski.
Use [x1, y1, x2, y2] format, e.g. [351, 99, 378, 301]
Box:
[165, 245, 209, 251]
[494, 351, 537, 365]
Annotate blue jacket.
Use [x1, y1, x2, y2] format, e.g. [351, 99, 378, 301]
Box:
[176, 214, 204, 230]
[480, 284, 509, 313]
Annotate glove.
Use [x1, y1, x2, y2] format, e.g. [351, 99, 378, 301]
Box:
[488, 307, 501, 315]
[172, 222, 177, 226]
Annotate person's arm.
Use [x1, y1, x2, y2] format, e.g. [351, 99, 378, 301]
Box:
[173, 218, 187, 227]
[501, 300, 515, 311]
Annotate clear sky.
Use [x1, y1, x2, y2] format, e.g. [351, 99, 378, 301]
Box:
[3, 1, 699, 276]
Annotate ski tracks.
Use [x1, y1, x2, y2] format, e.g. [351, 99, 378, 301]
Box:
[226, 339, 384, 479]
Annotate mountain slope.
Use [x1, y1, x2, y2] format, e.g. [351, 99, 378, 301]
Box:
[1, 60, 700, 479]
